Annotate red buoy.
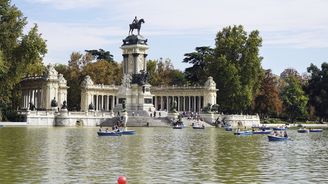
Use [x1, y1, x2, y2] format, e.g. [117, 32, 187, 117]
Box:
[117, 176, 127, 184]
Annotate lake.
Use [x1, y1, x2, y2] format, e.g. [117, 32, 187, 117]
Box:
[0, 126, 328, 183]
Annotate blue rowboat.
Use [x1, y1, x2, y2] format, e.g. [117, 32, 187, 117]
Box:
[268, 135, 288, 141]
[297, 129, 309, 133]
[253, 130, 272, 134]
[193, 126, 205, 129]
[309, 129, 323, 132]
[97, 131, 122, 136]
[121, 130, 136, 135]
[234, 131, 253, 136]
[173, 125, 184, 129]
[224, 127, 233, 131]
[272, 127, 287, 131]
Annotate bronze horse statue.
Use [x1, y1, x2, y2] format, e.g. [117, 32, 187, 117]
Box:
[129, 18, 145, 35]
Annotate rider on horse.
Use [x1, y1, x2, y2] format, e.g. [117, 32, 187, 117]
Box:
[132, 16, 138, 26]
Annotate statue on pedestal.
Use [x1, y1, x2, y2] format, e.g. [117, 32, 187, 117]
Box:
[129, 16, 145, 35]
[61, 101, 67, 109]
[51, 97, 58, 107]
[170, 99, 177, 113]
[88, 103, 94, 110]
[122, 99, 126, 112]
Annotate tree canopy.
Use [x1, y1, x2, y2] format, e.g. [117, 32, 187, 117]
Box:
[204, 25, 263, 113]
[0, 1, 47, 116]
[306, 63, 328, 122]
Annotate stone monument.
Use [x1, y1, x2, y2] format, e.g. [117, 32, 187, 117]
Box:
[116, 17, 154, 112]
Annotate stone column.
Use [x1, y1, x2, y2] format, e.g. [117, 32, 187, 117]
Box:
[160, 96, 163, 111]
[143, 54, 148, 71]
[177, 96, 180, 112]
[122, 54, 128, 74]
[132, 53, 139, 74]
[188, 96, 191, 112]
[183, 96, 186, 111]
[166, 96, 169, 112]
[96, 95, 98, 111]
[101, 95, 104, 111]
[111, 95, 114, 110]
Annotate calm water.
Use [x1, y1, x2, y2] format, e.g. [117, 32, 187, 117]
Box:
[0, 126, 328, 183]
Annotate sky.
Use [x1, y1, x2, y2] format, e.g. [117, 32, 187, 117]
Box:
[11, 0, 328, 75]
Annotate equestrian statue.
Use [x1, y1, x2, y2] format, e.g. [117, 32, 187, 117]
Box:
[129, 16, 145, 35]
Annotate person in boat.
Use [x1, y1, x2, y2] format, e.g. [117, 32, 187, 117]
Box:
[284, 131, 288, 137]
[202, 124, 205, 128]
[105, 128, 109, 132]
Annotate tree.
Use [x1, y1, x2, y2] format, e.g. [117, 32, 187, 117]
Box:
[147, 58, 186, 86]
[280, 76, 308, 122]
[208, 25, 263, 113]
[306, 63, 328, 122]
[254, 69, 282, 118]
[0, 1, 47, 117]
[85, 49, 114, 62]
[183, 46, 213, 85]
[82, 60, 122, 85]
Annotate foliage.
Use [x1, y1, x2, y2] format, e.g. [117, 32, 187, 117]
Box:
[206, 25, 263, 113]
[0, 1, 47, 119]
[306, 63, 328, 122]
[83, 60, 122, 85]
[56, 51, 121, 111]
[147, 58, 186, 86]
[183, 46, 213, 85]
[280, 76, 308, 122]
[254, 69, 282, 118]
[85, 49, 114, 62]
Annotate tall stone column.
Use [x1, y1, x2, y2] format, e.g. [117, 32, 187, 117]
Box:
[166, 96, 169, 112]
[143, 54, 148, 71]
[132, 53, 139, 74]
[177, 96, 180, 112]
[122, 54, 129, 74]
[160, 96, 163, 111]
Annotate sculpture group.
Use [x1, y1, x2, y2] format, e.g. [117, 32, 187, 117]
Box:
[129, 16, 145, 35]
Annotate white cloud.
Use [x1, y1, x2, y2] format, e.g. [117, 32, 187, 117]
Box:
[22, 0, 328, 67]
[28, 0, 108, 9]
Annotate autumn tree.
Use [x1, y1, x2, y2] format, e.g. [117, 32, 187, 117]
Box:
[147, 58, 186, 86]
[253, 70, 282, 118]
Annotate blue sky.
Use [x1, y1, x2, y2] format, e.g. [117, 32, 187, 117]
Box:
[12, 0, 328, 75]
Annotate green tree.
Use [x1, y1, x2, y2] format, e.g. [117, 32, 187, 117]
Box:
[85, 49, 114, 62]
[209, 25, 263, 113]
[254, 69, 282, 118]
[183, 46, 213, 85]
[306, 63, 328, 122]
[0, 1, 47, 117]
[280, 76, 308, 122]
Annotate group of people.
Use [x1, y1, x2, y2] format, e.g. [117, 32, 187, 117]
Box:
[272, 130, 288, 137]
[98, 126, 122, 133]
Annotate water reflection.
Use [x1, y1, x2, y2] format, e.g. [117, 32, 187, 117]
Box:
[0, 127, 328, 183]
